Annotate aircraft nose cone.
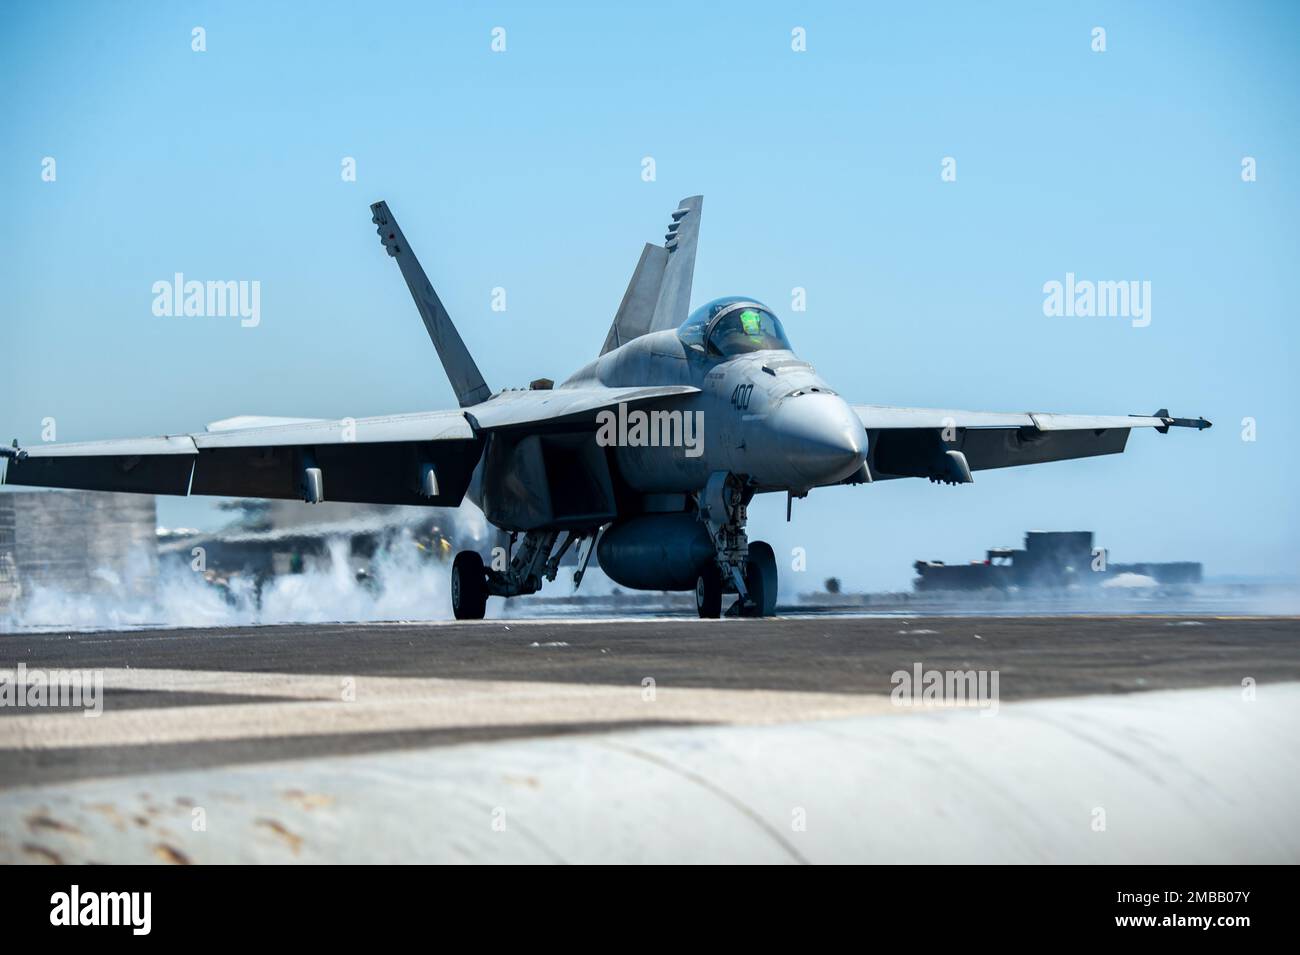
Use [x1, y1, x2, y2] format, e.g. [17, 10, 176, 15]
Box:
[775, 393, 867, 485]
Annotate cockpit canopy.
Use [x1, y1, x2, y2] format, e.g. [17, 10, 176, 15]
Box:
[678, 296, 793, 357]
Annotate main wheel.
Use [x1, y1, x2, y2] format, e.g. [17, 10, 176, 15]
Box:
[451, 551, 488, 620]
[741, 541, 778, 617]
[695, 569, 722, 619]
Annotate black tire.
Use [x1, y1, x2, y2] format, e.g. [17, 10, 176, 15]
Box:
[452, 551, 488, 620]
[742, 541, 778, 617]
[695, 569, 723, 619]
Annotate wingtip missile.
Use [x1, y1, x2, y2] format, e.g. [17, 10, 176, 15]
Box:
[1150, 409, 1213, 434]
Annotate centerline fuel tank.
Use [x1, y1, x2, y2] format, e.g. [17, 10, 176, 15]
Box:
[596, 512, 714, 591]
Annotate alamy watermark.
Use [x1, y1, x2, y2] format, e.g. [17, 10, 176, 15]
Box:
[152, 273, 261, 327]
[50, 885, 150, 935]
[595, 402, 704, 458]
[0, 663, 103, 717]
[890, 663, 999, 716]
[1042, 272, 1151, 328]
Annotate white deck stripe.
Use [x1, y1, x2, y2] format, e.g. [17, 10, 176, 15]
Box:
[0, 668, 927, 749]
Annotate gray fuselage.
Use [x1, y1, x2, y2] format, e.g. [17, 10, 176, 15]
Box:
[562, 328, 867, 497]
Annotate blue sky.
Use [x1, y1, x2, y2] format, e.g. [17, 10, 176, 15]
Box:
[2, 0, 1297, 590]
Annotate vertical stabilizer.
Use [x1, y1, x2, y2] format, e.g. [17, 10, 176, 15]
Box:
[647, 195, 703, 332]
[371, 201, 492, 407]
[599, 195, 704, 353]
[599, 243, 669, 354]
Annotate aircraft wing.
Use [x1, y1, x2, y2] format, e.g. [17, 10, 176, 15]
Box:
[853, 405, 1211, 484]
[1, 385, 701, 504]
[1, 410, 482, 506]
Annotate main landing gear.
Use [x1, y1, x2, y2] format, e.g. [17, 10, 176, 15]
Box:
[694, 472, 778, 618]
[451, 551, 487, 620]
[451, 527, 598, 621]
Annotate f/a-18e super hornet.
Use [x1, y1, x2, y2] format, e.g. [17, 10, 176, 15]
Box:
[2, 196, 1211, 618]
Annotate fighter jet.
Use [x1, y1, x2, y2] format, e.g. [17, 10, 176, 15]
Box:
[1, 197, 1211, 618]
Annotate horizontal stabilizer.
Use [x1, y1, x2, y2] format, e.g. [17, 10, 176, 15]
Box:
[205, 415, 325, 433]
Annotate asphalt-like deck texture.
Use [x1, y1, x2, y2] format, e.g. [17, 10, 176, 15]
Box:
[2, 615, 1296, 787]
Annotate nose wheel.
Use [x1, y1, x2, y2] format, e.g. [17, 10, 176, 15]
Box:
[696, 542, 778, 618]
[451, 551, 488, 620]
[739, 541, 778, 617]
[696, 472, 781, 618]
[695, 570, 723, 619]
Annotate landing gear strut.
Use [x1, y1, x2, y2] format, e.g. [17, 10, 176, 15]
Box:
[696, 471, 778, 617]
[451, 527, 598, 620]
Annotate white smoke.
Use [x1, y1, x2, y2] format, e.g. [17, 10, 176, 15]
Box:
[1101, 572, 1158, 590]
[1, 531, 453, 633]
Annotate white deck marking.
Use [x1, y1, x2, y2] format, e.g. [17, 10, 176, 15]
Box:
[0, 667, 922, 749]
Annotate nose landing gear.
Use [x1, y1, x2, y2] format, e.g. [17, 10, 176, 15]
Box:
[696, 471, 779, 618]
[695, 568, 723, 618]
[695, 540, 779, 618]
[740, 541, 778, 617]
